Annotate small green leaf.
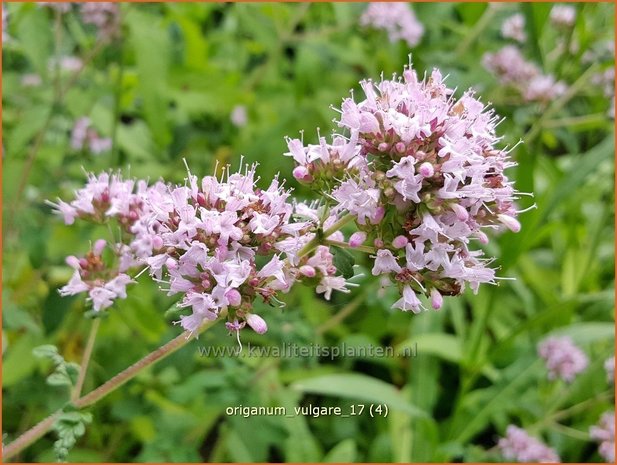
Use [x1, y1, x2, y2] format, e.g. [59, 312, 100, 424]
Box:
[332, 247, 355, 279]
[32, 344, 59, 358]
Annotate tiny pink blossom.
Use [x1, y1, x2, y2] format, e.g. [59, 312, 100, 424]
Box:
[392, 235, 409, 249]
[348, 231, 367, 248]
[246, 313, 268, 334]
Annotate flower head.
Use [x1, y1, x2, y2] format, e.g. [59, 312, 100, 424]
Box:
[537, 336, 588, 382]
[590, 412, 615, 462]
[360, 3, 424, 47]
[498, 425, 560, 463]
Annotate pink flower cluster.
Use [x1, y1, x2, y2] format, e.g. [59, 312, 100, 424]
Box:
[53, 63, 525, 334]
[71, 117, 112, 155]
[360, 3, 424, 48]
[61, 240, 134, 312]
[550, 5, 576, 29]
[537, 336, 588, 382]
[590, 412, 615, 462]
[483, 46, 567, 103]
[80, 2, 120, 39]
[49, 166, 350, 335]
[498, 425, 560, 463]
[287, 65, 522, 313]
[501, 14, 526, 43]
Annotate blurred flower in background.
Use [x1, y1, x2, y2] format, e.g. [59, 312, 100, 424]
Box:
[590, 412, 615, 463]
[360, 2, 424, 47]
[498, 425, 560, 463]
[537, 336, 588, 382]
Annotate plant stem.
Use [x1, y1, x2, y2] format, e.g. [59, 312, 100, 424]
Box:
[71, 318, 101, 402]
[316, 293, 366, 335]
[3, 312, 224, 462]
[325, 239, 376, 254]
[5, 214, 357, 460]
[297, 213, 357, 258]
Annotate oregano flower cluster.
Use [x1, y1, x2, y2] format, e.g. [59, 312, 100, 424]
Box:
[50, 64, 524, 334]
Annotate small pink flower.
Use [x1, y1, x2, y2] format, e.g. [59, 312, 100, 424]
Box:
[246, 313, 268, 334]
[392, 235, 409, 249]
[348, 231, 367, 248]
[371, 249, 402, 276]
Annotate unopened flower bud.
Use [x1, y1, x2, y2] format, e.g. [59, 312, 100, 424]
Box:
[415, 150, 427, 161]
[378, 142, 389, 152]
[497, 214, 521, 233]
[246, 313, 268, 334]
[371, 206, 385, 224]
[299, 265, 316, 277]
[66, 255, 80, 269]
[392, 235, 409, 249]
[430, 288, 443, 310]
[418, 162, 434, 177]
[349, 231, 367, 248]
[451, 203, 469, 222]
[374, 238, 385, 248]
[93, 239, 106, 255]
[225, 289, 242, 307]
[395, 142, 406, 153]
[293, 166, 312, 182]
[152, 236, 164, 250]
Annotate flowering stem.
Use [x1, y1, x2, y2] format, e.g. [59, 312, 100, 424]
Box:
[71, 318, 101, 402]
[297, 213, 357, 258]
[3, 310, 224, 462]
[325, 239, 376, 254]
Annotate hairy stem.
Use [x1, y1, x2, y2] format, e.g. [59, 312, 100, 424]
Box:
[71, 318, 101, 402]
[297, 213, 357, 258]
[3, 313, 223, 462]
[325, 239, 376, 254]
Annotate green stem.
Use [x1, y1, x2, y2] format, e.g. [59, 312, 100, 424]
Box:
[325, 239, 376, 254]
[297, 213, 357, 258]
[3, 311, 224, 462]
[71, 318, 101, 402]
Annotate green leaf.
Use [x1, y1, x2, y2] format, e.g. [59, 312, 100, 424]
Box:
[332, 247, 355, 279]
[16, 8, 52, 76]
[323, 439, 357, 462]
[47, 372, 72, 386]
[32, 344, 59, 358]
[397, 333, 461, 364]
[456, 3, 487, 26]
[292, 373, 427, 417]
[522, 3, 551, 65]
[549, 322, 615, 345]
[127, 10, 171, 149]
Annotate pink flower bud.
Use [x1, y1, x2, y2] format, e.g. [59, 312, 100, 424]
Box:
[152, 236, 163, 250]
[392, 235, 409, 249]
[451, 203, 469, 222]
[374, 238, 385, 249]
[299, 265, 316, 277]
[475, 231, 489, 244]
[66, 255, 81, 269]
[246, 313, 268, 334]
[371, 206, 385, 224]
[378, 142, 389, 152]
[497, 214, 521, 233]
[93, 239, 107, 255]
[225, 289, 242, 307]
[165, 257, 178, 270]
[395, 142, 406, 153]
[430, 288, 443, 310]
[415, 150, 426, 161]
[348, 231, 367, 248]
[418, 162, 434, 177]
[292, 166, 312, 182]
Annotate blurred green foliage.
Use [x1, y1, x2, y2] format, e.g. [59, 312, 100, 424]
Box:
[2, 2, 615, 463]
